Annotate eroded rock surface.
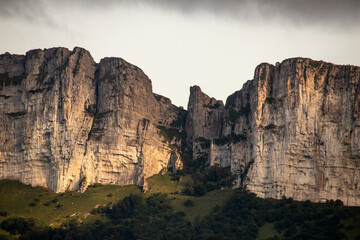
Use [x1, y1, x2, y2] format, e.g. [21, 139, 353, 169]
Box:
[1, 48, 360, 206]
[186, 58, 360, 205]
[0, 47, 184, 192]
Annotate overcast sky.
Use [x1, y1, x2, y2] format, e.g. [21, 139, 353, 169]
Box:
[1, 0, 359, 107]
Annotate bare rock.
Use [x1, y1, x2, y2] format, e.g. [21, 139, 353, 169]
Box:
[1, 47, 360, 206]
[188, 58, 360, 205]
[0, 47, 183, 192]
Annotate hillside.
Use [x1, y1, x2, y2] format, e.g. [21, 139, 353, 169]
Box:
[1, 173, 360, 240]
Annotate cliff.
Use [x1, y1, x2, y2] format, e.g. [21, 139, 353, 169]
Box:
[1, 48, 360, 205]
[187, 58, 360, 205]
[0, 47, 184, 192]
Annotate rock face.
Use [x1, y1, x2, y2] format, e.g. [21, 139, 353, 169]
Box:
[1, 48, 360, 206]
[186, 58, 360, 206]
[0, 47, 184, 192]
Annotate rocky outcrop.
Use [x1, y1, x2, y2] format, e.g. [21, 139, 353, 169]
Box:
[186, 58, 360, 205]
[1, 47, 360, 206]
[185, 86, 225, 163]
[0, 47, 184, 192]
[246, 59, 360, 206]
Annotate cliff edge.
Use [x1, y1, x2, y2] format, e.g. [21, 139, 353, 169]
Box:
[1, 48, 360, 205]
[0, 47, 184, 192]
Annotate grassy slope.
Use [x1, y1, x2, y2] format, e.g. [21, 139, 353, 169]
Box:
[146, 173, 233, 222]
[2, 174, 360, 239]
[257, 223, 278, 240]
[0, 180, 142, 227]
[0, 172, 234, 226]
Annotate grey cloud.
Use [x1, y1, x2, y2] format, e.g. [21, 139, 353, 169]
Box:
[141, 0, 360, 27]
[0, 0, 62, 27]
[1, 0, 359, 27]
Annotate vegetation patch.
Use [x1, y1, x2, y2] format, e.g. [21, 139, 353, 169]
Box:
[5, 111, 27, 118]
[214, 132, 247, 146]
[264, 123, 277, 130]
[0, 94, 11, 99]
[265, 97, 276, 104]
[0, 72, 27, 87]
[203, 101, 222, 109]
[170, 110, 187, 129]
[183, 200, 194, 207]
[153, 94, 163, 102]
[157, 125, 185, 143]
[195, 137, 210, 148]
[309, 59, 322, 69]
[85, 104, 96, 116]
[1, 174, 360, 240]
[0, 179, 141, 227]
[240, 160, 254, 189]
[0, 217, 36, 235]
[182, 166, 235, 197]
[228, 103, 251, 123]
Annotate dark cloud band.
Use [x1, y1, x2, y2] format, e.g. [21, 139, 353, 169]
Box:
[1, 0, 359, 27]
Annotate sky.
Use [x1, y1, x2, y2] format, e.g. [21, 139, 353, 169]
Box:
[0, 0, 360, 108]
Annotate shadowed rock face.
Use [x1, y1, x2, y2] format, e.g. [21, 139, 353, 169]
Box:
[0, 47, 184, 192]
[1, 48, 360, 205]
[186, 58, 360, 206]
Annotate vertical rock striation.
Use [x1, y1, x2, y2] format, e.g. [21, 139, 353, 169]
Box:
[0, 47, 184, 192]
[246, 59, 360, 206]
[1, 47, 360, 205]
[186, 58, 360, 205]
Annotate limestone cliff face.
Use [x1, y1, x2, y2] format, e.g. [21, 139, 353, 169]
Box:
[186, 58, 360, 205]
[247, 59, 360, 206]
[0, 47, 183, 192]
[185, 86, 225, 162]
[1, 47, 360, 206]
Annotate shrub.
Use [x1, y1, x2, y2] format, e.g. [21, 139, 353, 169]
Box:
[335, 199, 343, 206]
[0, 217, 36, 235]
[264, 124, 276, 130]
[0, 211, 8, 217]
[106, 194, 144, 222]
[183, 200, 194, 207]
[89, 183, 103, 188]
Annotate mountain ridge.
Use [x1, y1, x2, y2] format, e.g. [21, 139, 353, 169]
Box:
[1, 47, 359, 205]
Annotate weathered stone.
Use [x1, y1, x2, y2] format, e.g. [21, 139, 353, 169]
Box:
[1, 47, 360, 206]
[0, 47, 183, 192]
[185, 86, 225, 161]
[187, 58, 360, 206]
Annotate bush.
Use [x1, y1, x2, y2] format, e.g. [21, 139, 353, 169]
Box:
[106, 194, 144, 222]
[0, 211, 8, 217]
[183, 200, 194, 207]
[193, 183, 207, 196]
[55, 204, 62, 209]
[89, 183, 102, 188]
[182, 166, 235, 197]
[335, 199, 343, 206]
[0, 217, 36, 235]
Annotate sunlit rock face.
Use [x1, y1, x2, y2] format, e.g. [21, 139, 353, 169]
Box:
[1, 47, 360, 206]
[0, 47, 184, 192]
[186, 58, 360, 206]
